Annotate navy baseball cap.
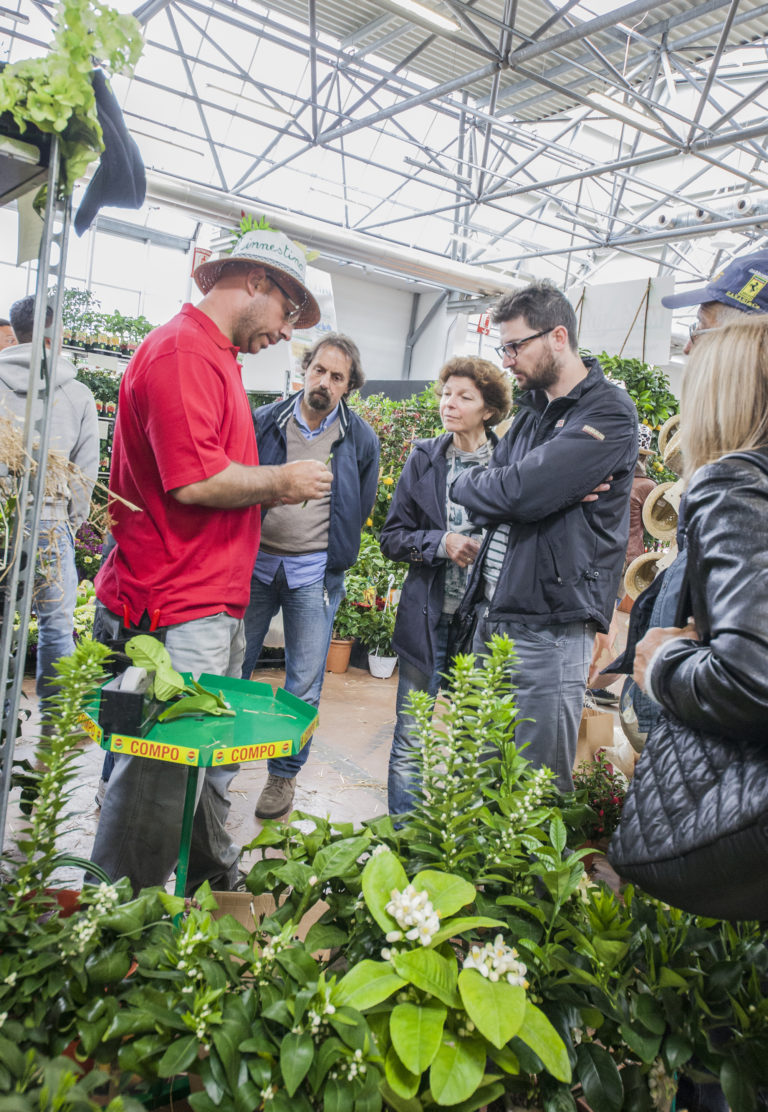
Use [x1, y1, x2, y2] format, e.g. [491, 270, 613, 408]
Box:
[661, 249, 768, 312]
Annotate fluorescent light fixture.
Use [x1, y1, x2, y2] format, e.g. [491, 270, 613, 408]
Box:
[386, 0, 458, 32]
[590, 91, 654, 131]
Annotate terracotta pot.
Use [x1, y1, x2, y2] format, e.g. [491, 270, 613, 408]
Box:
[326, 637, 353, 673]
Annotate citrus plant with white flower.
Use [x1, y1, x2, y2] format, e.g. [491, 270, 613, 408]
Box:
[331, 848, 571, 1110]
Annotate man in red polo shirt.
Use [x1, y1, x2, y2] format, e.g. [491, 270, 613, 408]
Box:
[90, 226, 332, 894]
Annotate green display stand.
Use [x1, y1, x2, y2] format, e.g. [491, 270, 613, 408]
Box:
[79, 673, 318, 899]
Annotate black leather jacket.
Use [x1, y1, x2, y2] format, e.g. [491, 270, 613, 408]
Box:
[651, 448, 768, 742]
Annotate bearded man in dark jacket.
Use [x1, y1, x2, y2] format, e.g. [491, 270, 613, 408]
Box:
[452, 282, 638, 791]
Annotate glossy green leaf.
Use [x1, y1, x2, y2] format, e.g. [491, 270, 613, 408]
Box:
[458, 970, 525, 1048]
[304, 922, 348, 952]
[657, 967, 688, 989]
[549, 816, 567, 854]
[158, 693, 234, 721]
[392, 948, 459, 1007]
[448, 1082, 506, 1112]
[380, 1081, 423, 1112]
[385, 1046, 421, 1099]
[390, 1002, 447, 1074]
[663, 1033, 693, 1071]
[575, 1043, 622, 1112]
[333, 959, 406, 1010]
[411, 870, 475, 917]
[362, 850, 408, 932]
[313, 835, 371, 883]
[124, 634, 186, 701]
[157, 1034, 199, 1078]
[280, 1030, 314, 1096]
[323, 1076, 355, 1112]
[619, 1023, 661, 1064]
[631, 993, 665, 1034]
[428, 915, 506, 948]
[429, 1035, 485, 1106]
[720, 1059, 757, 1112]
[487, 1044, 520, 1075]
[516, 1003, 571, 1083]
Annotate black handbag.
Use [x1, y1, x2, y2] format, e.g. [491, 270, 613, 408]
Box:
[445, 603, 479, 661]
[607, 712, 768, 920]
[608, 451, 768, 922]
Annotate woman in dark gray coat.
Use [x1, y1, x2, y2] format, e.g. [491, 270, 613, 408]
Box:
[380, 356, 511, 815]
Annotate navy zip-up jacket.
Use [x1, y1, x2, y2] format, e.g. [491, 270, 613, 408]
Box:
[252, 392, 380, 592]
[451, 358, 638, 633]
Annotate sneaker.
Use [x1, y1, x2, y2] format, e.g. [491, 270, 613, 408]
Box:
[95, 778, 107, 808]
[587, 688, 619, 706]
[255, 774, 296, 819]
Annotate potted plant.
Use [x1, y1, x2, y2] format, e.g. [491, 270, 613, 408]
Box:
[357, 600, 397, 678]
[570, 750, 627, 871]
[3, 636, 768, 1111]
[0, 0, 143, 197]
[326, 597, 361, 673]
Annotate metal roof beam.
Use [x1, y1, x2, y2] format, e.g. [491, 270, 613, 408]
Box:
[686, 0, 742, 143]
[133, 0, 173, 24]
[490, 0, 735, 111]
[166, 7, 228, 191]
[315, 61, 501, 145]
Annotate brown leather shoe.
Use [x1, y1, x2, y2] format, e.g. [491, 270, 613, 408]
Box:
[255, 774, 296, 819]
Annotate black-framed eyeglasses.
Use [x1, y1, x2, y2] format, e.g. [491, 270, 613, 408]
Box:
[268, 275, 304, 326]
[494, 327, 553, 360]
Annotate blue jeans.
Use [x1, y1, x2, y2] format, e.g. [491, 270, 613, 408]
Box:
[241, 565, 342, 778]
[388, 612, 451, 816]
[90, 605, 245, 895]
[473, 612, 597, 793]
[34, 521, 77, 724]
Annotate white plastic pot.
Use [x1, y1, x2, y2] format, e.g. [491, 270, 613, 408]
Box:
[368, 653, 397, 679]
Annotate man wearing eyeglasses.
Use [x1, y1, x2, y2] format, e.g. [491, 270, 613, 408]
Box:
[451, 281, 638, 792]
[661, 249, 768, 351]
[90, 226, 333, 895]
[240, 333, 380, 820]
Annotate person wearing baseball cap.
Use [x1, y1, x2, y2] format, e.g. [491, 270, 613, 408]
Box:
[90, 223, 331, 896]
[662, 248, 768, 354]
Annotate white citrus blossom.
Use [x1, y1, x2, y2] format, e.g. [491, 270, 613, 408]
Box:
[462, 934, 529, 987]
[385, 884, 440, 946]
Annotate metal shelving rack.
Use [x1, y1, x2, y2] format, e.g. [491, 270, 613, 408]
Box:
[0, 135, 72, 840]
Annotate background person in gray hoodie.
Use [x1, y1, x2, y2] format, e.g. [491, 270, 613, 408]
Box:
[0, 296, 98, 725]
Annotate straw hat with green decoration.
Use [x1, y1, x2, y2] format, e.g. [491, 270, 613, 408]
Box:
[193, 214, 320, 330]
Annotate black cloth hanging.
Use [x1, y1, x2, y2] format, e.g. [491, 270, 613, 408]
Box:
[74, 68, 146, 236]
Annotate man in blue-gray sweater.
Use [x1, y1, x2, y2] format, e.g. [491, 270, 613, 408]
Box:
[242, 333, 380, 819]
[452, 282, 638, 791]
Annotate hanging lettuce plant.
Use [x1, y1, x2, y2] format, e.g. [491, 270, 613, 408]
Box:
[0, 0, 143, 193]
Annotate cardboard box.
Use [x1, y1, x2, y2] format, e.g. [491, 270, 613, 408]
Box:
[211, 890, 329, 949]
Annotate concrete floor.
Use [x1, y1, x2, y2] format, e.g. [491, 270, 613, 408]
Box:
[3, 661, 628, 890]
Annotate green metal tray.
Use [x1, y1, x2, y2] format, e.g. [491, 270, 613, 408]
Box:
[78, 673, 318, 767]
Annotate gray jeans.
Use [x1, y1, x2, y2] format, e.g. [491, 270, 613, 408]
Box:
[90, 605, 245, 895]
[473, 612, 597, 793]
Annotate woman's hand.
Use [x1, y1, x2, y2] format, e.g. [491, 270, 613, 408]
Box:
[634, 622, 699, 692]
[445, 533, 481, 568]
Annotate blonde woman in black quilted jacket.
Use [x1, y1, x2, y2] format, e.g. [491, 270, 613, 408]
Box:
[634, 315, 768, 737]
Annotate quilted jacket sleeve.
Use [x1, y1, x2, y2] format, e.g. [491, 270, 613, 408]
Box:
[650, 456, 768, 742]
